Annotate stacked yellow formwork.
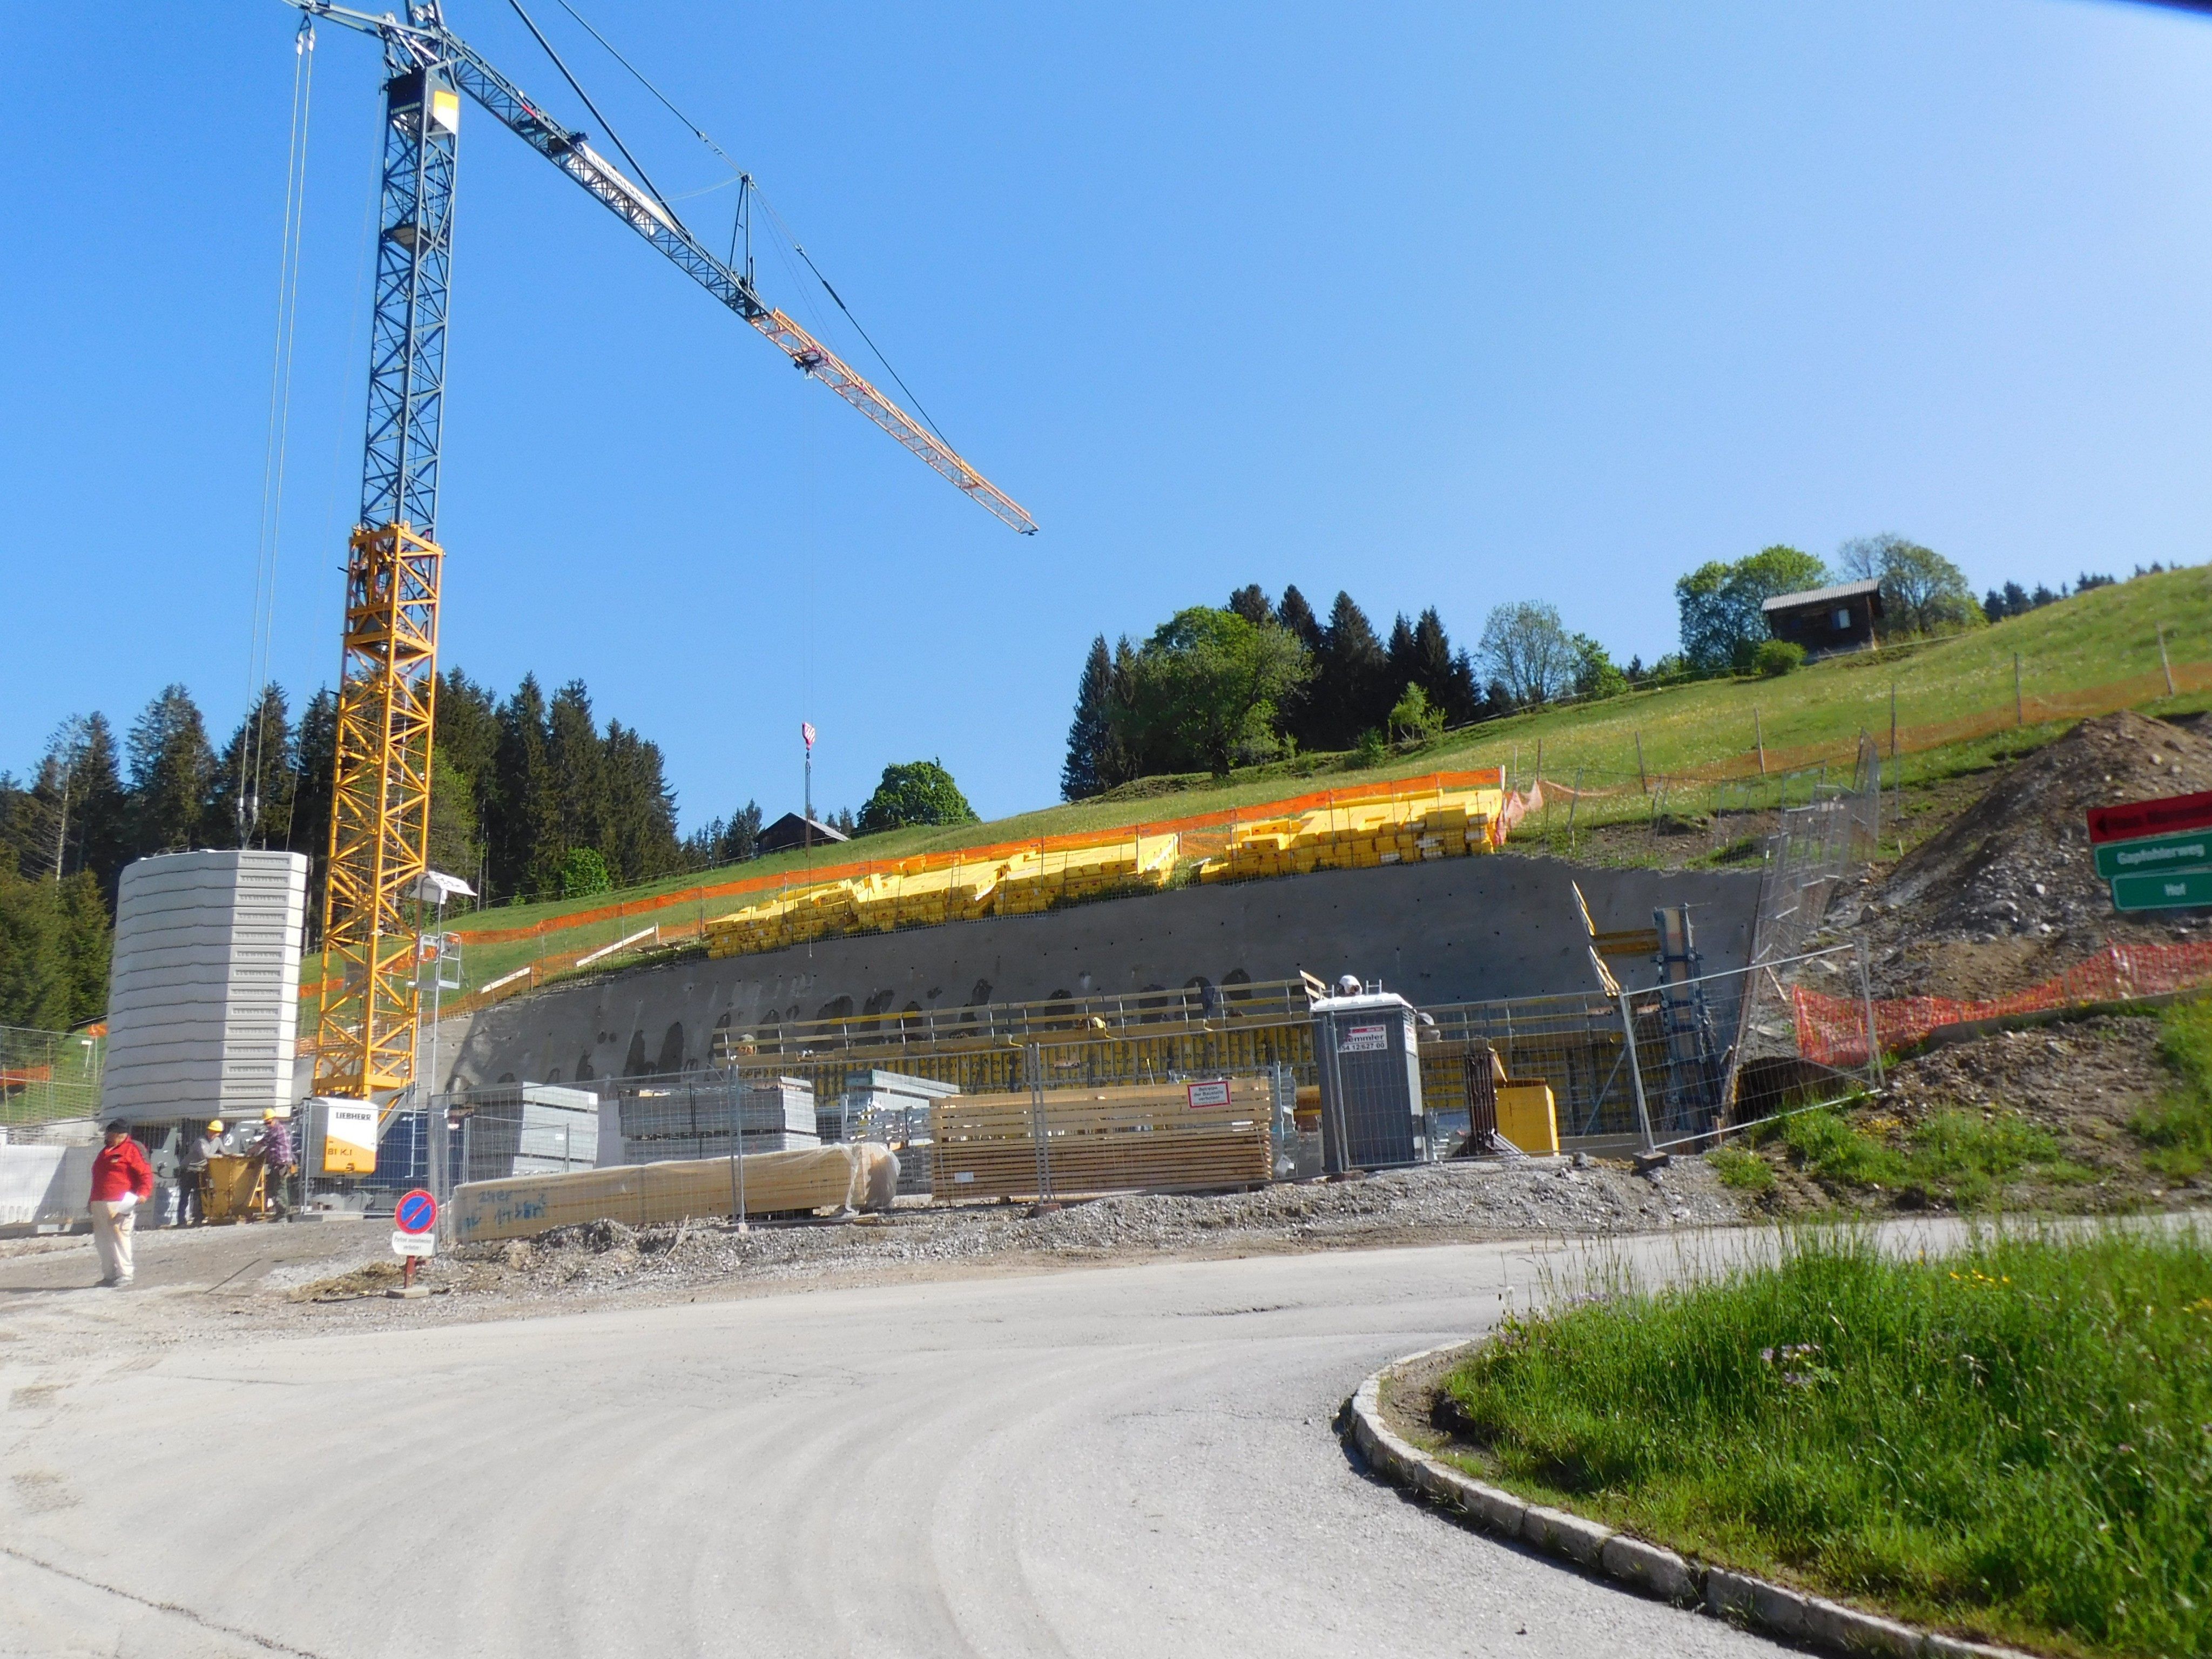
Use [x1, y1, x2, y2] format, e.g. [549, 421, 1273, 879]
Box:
[698, 778, 1507, 965]
[851, 862, 1002, 932]
[1196, 788, 1504, 884]
[993, 835, 1177, 916]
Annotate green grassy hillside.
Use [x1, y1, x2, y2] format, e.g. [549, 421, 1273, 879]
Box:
[306, 564, 2212, 1003]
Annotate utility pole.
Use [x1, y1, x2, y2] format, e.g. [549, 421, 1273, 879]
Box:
[802, 720, 815, 853]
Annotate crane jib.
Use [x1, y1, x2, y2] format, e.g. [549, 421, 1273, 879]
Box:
[291, 0, 1034, 533]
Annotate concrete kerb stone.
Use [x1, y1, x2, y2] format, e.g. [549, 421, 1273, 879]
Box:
[1343, 1345, 2041, 1659]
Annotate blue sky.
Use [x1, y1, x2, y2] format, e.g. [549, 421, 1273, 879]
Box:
[8, 1, 2212, 828]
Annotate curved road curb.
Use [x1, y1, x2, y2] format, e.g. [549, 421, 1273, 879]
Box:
[1343, 1345, 2034, 1659]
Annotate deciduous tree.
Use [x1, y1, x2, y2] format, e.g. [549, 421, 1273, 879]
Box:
[858, 760, 980, 833]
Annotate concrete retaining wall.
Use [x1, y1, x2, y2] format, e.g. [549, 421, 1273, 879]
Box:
[436, 853, 1761, 1094]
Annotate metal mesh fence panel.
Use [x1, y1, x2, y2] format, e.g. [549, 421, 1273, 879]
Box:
[1, 1025, 105, 1129]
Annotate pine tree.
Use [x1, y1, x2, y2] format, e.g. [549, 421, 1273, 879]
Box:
[208, 684, 296, 848]
[426, 747, 481, 892]
[1310, 593, 1387, 750]
[56, 871, 110, 1026]
[601, 722, 682, 885]
[546, 680, 605, 880]
[1397, 608, 1478, 725]
[1106, 636, 1141, 784]
[0, 868, 69, 1028]
[489, 675, 555, 899]
[1226, 585, 1274, 628]
[1276, 586, 1324, 652]
[724, 801, 763, 864]
[70, 715, 130, 896]
[436, 669, 500, 871]
[127, 685, 215, 856]
[1061, 635, 1117, 801]
[289, 688, 338, 877]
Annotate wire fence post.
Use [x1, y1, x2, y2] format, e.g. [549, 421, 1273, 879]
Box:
[2014, 652, 2025, 727]
[729, 1078, 750, 1232]
[1026, 1043, 1053, 1200]
[2159, 624, 2176, 697]
[1616, 989, 1657, 1155]
[1855, 934, 1884, 1091]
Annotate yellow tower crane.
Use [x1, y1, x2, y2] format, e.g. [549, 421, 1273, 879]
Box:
[289, 1, 1034, 1106]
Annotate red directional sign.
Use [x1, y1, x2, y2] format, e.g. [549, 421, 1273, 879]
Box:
[394, 1189, 438, 1236]
[2087, 789, 2212, 846]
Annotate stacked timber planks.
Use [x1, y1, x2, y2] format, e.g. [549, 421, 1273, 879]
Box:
[930, 1077, 1273, 1201]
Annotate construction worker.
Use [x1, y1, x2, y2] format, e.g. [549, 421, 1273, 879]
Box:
[254, 1110, 295, 1216]
[178, 1120, 221, 1227]
[87, 1122, 153, 1288]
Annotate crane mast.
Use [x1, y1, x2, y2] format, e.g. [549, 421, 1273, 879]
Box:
[292, 0, 1033, 1106]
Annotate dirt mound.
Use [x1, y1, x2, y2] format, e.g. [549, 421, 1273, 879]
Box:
[1854, 711, 2212, 997]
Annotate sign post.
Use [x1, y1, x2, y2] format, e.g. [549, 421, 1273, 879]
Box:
[2091, 791, 2212, 914]
[390, 1187, 437, 1297]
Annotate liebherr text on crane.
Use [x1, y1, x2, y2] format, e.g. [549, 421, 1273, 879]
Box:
[288, 0, 1034, 1111]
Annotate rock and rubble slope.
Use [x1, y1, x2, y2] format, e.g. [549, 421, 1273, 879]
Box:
[1835, 711, 2212, 999]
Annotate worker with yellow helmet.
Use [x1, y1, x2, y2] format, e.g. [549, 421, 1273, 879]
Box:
[177, 1119, 225, 1228]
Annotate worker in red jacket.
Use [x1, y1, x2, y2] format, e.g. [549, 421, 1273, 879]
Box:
[87, 1121, 154, 1288]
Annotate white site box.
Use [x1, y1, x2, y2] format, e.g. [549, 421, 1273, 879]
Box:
[100, 851, 308, 1125]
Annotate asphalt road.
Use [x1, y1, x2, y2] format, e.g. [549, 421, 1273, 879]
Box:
[0, 1235, 1790, 1659]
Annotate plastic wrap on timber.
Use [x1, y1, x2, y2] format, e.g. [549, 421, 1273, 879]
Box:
[450, 1145, 866, 1243]
[930, 1078, 1273, 1201]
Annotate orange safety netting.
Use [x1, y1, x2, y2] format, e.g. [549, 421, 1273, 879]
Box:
[1791, 940, 2212, 1065]
[294, 767, 1510, 1006]
[449, 766, 1507, 946]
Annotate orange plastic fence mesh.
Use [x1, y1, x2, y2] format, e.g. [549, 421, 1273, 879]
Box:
[1791, 940, 2212, 1065]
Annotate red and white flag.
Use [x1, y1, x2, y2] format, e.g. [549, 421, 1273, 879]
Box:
[801, 721, 816, 752]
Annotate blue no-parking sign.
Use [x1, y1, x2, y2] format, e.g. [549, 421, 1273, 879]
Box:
[395, 1188, 438, 1236]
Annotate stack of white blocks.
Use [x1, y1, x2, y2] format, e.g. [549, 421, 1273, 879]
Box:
[102, 851, 309, 1125]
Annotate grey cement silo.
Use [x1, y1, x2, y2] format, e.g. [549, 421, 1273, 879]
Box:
[101, 851, 310, 1124]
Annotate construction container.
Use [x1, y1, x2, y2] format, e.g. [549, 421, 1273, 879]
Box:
[1495, 1081, 1559, 1156]
[1311, 987, 1427, 1172]
[100, 851, 309, 1125]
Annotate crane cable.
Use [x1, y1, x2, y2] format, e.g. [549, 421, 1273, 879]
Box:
[544, 0, 957, 453]
[240, 13, 316, 846]
[504, 0, 676, 223]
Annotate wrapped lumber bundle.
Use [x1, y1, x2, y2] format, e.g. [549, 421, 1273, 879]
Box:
[930, 1077, 1272, 1201]
[450, 1142, 875, 1243]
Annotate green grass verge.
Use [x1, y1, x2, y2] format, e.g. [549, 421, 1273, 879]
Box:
[1441, 1228, 2212, 1658]
[2135, 998, 2212, 1181]
[1752, 1104, 2091, 1209]
[1707, 1143, 1776, 1194]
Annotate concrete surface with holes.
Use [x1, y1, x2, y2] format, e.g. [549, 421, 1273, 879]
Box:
[0, 1227, 1801, 1659]
[430, 853, 1760, 1094]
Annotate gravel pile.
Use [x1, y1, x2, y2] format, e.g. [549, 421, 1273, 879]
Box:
[1817, 711, 2212, 999]
[408, 1157, 1743, 1304]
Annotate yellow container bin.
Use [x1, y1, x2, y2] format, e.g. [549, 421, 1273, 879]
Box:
[1496, 1081, 1559, 1156]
